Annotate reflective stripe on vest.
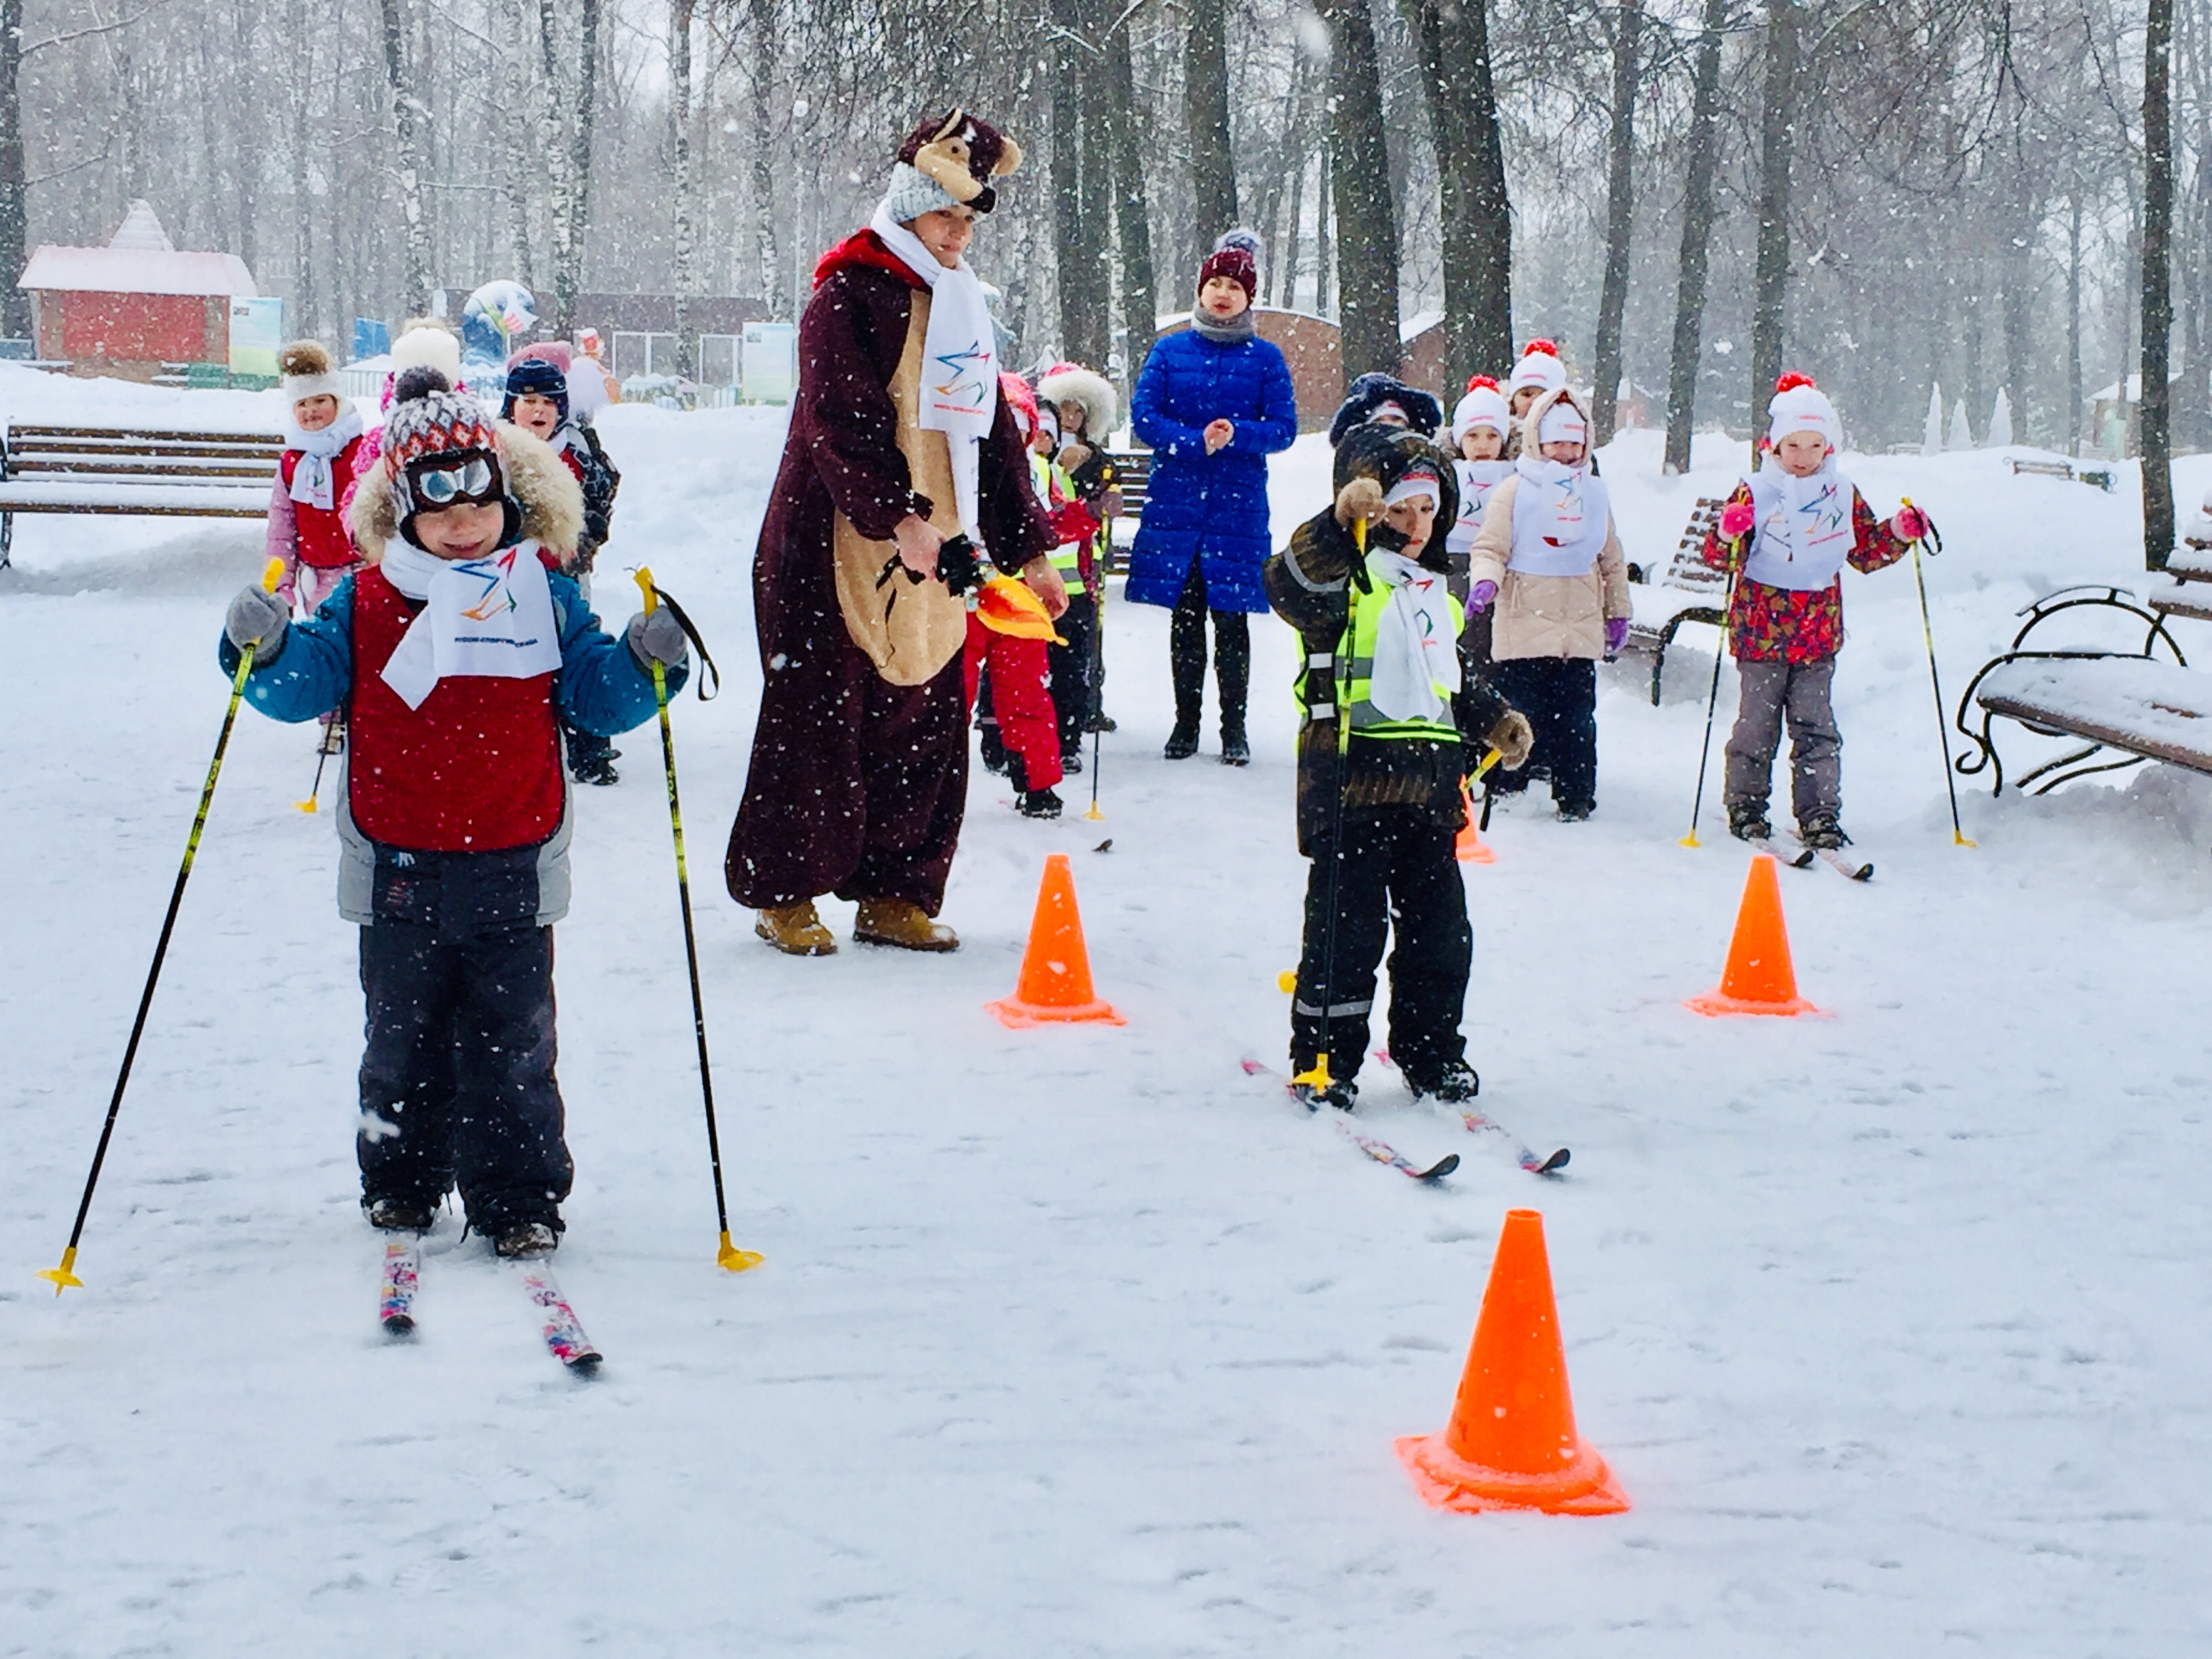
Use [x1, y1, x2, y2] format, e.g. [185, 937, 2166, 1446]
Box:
[1294, 569, 1464, 745]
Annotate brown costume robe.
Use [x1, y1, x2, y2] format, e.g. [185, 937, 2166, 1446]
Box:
[725, 230, 1051, 914]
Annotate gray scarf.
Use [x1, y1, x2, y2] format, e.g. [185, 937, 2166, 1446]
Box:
[1192, 308, 1257, 345]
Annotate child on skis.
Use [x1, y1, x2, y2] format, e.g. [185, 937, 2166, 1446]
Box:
[1263, 425, 1533, 1111]
[1465, 386, 1630, 821]
[964, 375, 1069, 819]
[1038, 360, 1122, 764]
[1701, 373, 1921, 851]
[504, 349, 625, 785]
[217, 375, 689, 1258]
[268, 341, 370, 754]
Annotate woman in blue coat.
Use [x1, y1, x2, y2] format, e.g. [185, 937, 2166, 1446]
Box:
[1128, 230, 1298, 764]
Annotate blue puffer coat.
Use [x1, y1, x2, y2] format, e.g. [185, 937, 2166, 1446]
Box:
[1126, 327, 1298, 613]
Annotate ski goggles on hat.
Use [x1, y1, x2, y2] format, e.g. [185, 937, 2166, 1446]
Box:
[406, 451, 501, 508]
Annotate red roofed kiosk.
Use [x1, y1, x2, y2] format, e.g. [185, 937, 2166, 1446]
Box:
[18, 201, 257, 382]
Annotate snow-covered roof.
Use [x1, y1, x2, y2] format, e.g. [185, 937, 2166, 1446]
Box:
[1399, 309, 1444, 344]
[18, 199, 255, 298]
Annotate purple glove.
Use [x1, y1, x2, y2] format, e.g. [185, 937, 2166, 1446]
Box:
[1604, 617, 1630, 656]
[1468, 579, 1498, 613]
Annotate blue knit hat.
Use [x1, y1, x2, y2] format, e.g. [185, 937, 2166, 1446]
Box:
[502, 354, 569, 425]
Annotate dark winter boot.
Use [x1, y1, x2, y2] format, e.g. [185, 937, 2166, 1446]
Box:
[1798, 811, 1848, 851]
[1018, 787, 1064, 819]
[1061, 746, 1084, 775]
[1404, 1059, 1480, 1104]
[1086, 711, 1118, 733]
[980, 726, 1010, 775]
[1728, 802, 1774, 842]
[1219, 722, 1251, 766]
[493, 1219, 559, 1259]
[1292, 1076, 1359, 1113]
[571, 752, 620, 787]
[1164, 720, 1200, 760]
[365, 1195, 436, 1232]
[1555, 800, 1594, 823]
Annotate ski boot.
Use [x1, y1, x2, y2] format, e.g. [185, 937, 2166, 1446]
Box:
[1060, 746, 1084, 775]
[1292, 1076, 1359, 1113]
[1727, 802, 1774, 842]
[1086, 711, 1118, 734]
[571, 753, 620, 786]
[1405, 1059, 1480, 1104]
[1018, 787, 1065, 819]
[366, 1196, 436, 1232]
[493, 1220, 559, 1259]
[1555, 799, 1595, 823]
[1798, 811, 1849, 851]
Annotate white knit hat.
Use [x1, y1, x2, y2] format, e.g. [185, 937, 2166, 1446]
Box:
[1507, 340, 1567, 398]
[1450, 378, 1511, 445]
[390, 321, 462, 387]
[1767, 372, 1839, 447]
[1537, 398, 1589, 448]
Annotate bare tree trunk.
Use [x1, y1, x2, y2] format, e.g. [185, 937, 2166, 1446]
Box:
[1662, 0, 1729, 475]
[2002, 171, 2035, 447]
[2144, 0, 2176, 570]
[1748, 0, 1797, 424]
[381, 0, 432, 312]
[1279, 147, 1307, 310]
[535, 0, 576, 329]
[1591, 0, 1642, 445]
[1105, 19, 1155, 392]
[231, 0, 262, 277]
[1315, 148, 1334, 319]
[503, 0, 537, 285]
[1052, 0, 1109, 366]
[746, 0, 783, 316]
[2068, 187, 2083, 456]
[569, 0, 600, 321]
[1185, 0, 1238, 247]
[670, 0, 698, 375]
[1317, 0, 1399, 386]
[1403, 0, 1510, 380]
[0, 0, 23, 338]
[289, 0, 319, 338]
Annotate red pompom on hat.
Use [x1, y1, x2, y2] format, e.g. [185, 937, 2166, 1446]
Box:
[1521, 340, 1560, 359]
[1774, 371, 1818, 394]
[1466, 374, 1500, 392]
[998, 371, 1040, 437]
[1507, 340, 1567, 396]
[1198, 228, 1263, 303]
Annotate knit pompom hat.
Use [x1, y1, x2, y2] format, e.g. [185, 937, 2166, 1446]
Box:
[1767, 371, 1839, 448]
[1199, 228, 1263, 303]
[1450, 376, 1510, 446]
[391, 319, 463, 386]
[1507, 339, 1566, 398]
[279, 340, 342, 404]
[503, 354, 569, 425]
[382, 383, 514, 550]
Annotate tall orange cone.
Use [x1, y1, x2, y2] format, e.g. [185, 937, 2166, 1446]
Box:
[985, 853, 1126, 1028]
[1454, 785, 1496, 865]
[1685, 853, 1821, 1017]
[1395, 1208, 1629, 1515]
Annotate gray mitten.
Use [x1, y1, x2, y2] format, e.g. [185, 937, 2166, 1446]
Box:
[626, 607, 689, 670]
[226, 584, 290, 667]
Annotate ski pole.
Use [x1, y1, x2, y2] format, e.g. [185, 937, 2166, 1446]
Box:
[1681, 531, 1744, 848]
[1903, 499, 1975, 848]
[1084, 551, 1106, 821]
[295, 714, 342, 814]
[39, 557, 285, 1294]
[1294, 517, 1366, 1094]
[634, 568, 761, 1274]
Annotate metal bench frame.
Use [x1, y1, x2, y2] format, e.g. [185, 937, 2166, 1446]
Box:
[1623, 496, 1726, 705]
[0, 422, 283, 570]
[1952, 585, 2194, 795]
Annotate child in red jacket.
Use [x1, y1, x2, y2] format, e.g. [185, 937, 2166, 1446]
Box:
[267, 341, 369, 749]
[1701, 373, 1925, 851]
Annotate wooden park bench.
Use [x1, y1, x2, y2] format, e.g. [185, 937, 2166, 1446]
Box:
[1954, 583, 2212, 795]
[2007, 455, 2117, 493]
[1621, 495, 1727, 704]
[0, 422, 283, 569]
[1098, 449, 1151, 575]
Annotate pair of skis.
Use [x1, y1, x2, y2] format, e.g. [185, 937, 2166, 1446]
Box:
[379, 1233, 602, 1370]
[1744, 833, 1874, 882]
[1240, 1059, 1569, 1185]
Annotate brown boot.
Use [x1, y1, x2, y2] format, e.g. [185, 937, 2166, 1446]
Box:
[852, 897, 960, 952]
[755, 902, 837, 956]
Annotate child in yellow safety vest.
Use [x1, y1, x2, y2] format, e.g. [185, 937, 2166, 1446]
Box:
[1261, 425, 1533, 1112]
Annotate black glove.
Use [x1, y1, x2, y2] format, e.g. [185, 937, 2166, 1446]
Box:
[935, 533, 983, 597]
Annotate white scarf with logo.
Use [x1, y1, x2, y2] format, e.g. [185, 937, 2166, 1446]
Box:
[377, 539, 563, 710]
[1743, 461, 1857, 592]
[869, 202, 1000, 539]
[1364, 549, 1462, 724]
[1448, 458, 1512, 555]
[284, 406, 365, 512]
[1507, 455, 1612, 577]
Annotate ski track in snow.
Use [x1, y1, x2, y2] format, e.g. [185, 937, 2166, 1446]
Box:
[2, 363, 2210, 1653]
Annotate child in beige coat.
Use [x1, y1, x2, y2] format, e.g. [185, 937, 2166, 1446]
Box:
[1465, 386, 1630, 819]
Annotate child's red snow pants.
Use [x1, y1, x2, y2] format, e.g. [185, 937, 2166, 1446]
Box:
[963, 615, 1063, 791]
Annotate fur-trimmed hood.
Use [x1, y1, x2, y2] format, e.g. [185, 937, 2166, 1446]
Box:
[1515, 384, 1591, 459]
[1328, 373, 1445, 448]
[1037, 364, 1118, 441]
[346, 420, 585, 563]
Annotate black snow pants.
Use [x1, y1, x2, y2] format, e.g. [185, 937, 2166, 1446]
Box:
[1291, 808, 1472, 1088]
[356, 846, 573, 1235]
[1486, 657, 1597, 811]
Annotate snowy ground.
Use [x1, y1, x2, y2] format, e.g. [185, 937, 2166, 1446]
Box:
[3, 363, 2211, 1654]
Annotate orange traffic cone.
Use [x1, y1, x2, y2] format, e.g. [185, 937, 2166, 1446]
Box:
[1395, 1208, 1629, 1516]
[1454, 785, 1496, 865]
[1685, 853, 1821, 1017]
[985, 853, 1126, 1028]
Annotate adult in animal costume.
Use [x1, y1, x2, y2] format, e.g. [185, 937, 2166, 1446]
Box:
[725, 108, 1057, 956]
